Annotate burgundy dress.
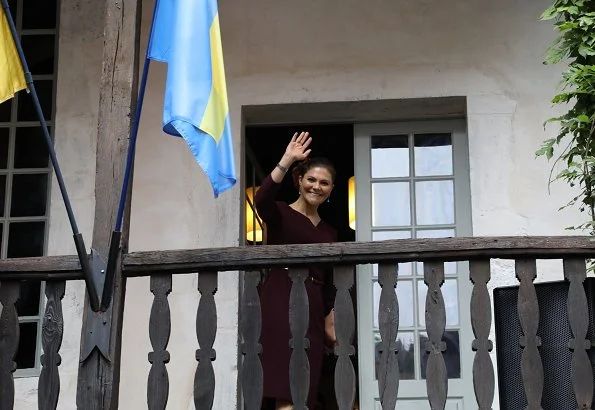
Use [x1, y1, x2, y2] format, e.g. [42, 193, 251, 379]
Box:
[254, 174, 337, 408]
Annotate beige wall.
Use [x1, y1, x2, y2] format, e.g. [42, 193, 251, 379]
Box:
[14, 0, 584, 408]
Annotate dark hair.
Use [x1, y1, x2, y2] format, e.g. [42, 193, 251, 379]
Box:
[291, 157, 336, 188]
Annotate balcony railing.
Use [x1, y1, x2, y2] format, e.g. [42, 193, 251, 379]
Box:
[0, 235, 594, 409]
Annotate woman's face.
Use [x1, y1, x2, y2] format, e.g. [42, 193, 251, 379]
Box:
[298, 166, 334, 207]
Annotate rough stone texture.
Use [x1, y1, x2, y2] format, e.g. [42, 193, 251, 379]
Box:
[14, 0, 588, 408]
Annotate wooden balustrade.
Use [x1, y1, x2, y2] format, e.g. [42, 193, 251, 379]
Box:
[0, 236, 594, 409]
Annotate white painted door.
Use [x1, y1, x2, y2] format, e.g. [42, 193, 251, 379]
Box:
[354, 120, 474, 409]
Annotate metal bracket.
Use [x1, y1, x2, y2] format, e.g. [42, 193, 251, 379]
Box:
[79, 249, 112, 363]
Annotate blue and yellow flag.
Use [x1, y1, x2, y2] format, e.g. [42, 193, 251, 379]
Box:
[0, 8, 26, 104]
[148, 0, 236, 197]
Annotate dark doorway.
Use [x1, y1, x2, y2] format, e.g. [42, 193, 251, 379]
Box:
[245, 123, 355, 243]
[245, 123, 358, 409]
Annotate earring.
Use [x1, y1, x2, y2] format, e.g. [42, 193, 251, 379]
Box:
[327, 197, 330, 203]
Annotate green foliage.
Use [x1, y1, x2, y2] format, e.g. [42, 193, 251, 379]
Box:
[537, 0, 595, 236]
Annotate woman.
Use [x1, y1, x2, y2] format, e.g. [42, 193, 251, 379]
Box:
[255, 131, 338, 410]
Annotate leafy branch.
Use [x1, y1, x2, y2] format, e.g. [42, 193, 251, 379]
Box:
[537, 0, 595, 236]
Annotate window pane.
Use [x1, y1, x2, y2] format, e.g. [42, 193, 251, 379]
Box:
[15, 322, 37, 369]
[17, 80, 53, 122]
[0, 100, 11, 122]
[22, 0, 57, 29]
[416, 229, 457, 275]
[373, 279, 413, 328]
[10, 173, 48, 217]
[417, 279, 459, 327]
[0, 175, 5, 216]
[22, 35, 55, 75]
[7, 221, 45, 257]
[375, 331, 415, 380]
[0, 128, 8, 168]
[372, 182, 410, 227]
[371, 135, 409, 178]
[16, 281, 41, 316]
[415, 180, 454, 225]
[372, 230, 412, 276]
[414, 133, 453, 176]
[420, 330, 460, 379]
[14, 127, 50, 168]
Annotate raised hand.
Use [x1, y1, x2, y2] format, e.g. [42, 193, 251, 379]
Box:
[284, 131, 312, 162]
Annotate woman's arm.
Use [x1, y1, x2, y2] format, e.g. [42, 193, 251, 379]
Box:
[270, 131, 312, 182]
[254, 131, 312, 222]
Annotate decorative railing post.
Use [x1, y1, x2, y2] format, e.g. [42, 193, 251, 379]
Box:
[333, 265, 356, 410]
[194, 271, 218, 409]
[515, 259, 543, 410]
[563, 258, 593, 409]
[377, 263, 400, 410]
[424, 262, 447, 410]
[288, 268, 310, 410]
[39, 281, 66, 410]
[469, 260, 494, 410]
[147, 274, 172, 410]
[240, 271, 263, 410]
[0, 281, 20, 410]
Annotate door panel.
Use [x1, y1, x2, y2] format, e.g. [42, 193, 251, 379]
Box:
[354, 121, 473, 409]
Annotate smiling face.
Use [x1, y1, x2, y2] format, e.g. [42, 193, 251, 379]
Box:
[298, 166, 334, 207]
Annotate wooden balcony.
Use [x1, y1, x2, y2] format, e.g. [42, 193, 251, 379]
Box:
[0, 236, 594, 409]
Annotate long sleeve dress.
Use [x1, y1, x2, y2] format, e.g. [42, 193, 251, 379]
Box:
[254, 174, 338, 408]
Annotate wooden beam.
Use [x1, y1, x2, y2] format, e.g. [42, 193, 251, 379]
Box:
[122, 236, 595, 275]
[0, 255, 82, 280]
[75, 0, 141, 407]
[2, 236, 595, 279]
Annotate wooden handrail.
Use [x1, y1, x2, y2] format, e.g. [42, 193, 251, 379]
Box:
[1, 235, 595, 280]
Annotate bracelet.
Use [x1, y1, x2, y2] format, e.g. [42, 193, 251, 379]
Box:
[276, 163, 288, 173]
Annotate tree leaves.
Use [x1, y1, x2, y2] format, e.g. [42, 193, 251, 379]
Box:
[537, 0, 595, 239]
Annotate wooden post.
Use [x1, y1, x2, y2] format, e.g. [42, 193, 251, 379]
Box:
[75, 0, 141, 408]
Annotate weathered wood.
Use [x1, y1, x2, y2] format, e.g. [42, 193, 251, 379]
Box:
[469, 260, 494, 410]
[333, 266, 356, 410]
[288, 268, 310, 410]
[75, 0, 141, 407]
[194, 272, 218, 409]
[377, 264, 399, 410]
[0, 255, 82, 280]
[3, 236, 595, 279]
[424, 262, 447, 410]
[0, 282, 19, 410]
[515, 259, 543, 410]
[563, 259, 593, 409]
[39, 281, 66, 410]
[122, 236, 595, 276]
[147, 274, 172, 410]
[240, 271, 263, 410]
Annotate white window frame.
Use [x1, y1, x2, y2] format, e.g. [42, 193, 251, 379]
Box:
[354, 120, 474, 409]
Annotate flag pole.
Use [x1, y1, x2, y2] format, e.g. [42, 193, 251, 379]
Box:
[101, 0, 160, 309]
[0, 0, 99, 309]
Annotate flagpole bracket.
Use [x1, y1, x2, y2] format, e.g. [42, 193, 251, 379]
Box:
[79, 249, 113, 363]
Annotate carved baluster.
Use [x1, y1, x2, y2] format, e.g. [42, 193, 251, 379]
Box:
[0, 281, 20, 410]
[194, 272, 218, 409]
[288, 268, 310, 410]
[515, 259, 543, 410]
[563, 259, 593, 409]
[240, 271, 263, 410]
[333, 266, 356, 410]
[147, 274, 172, 410]
[377, 263, 399, 410]
[38, 281, 66, 410]
[469, 260, 494, 410]
[424, 262, 447, 410]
